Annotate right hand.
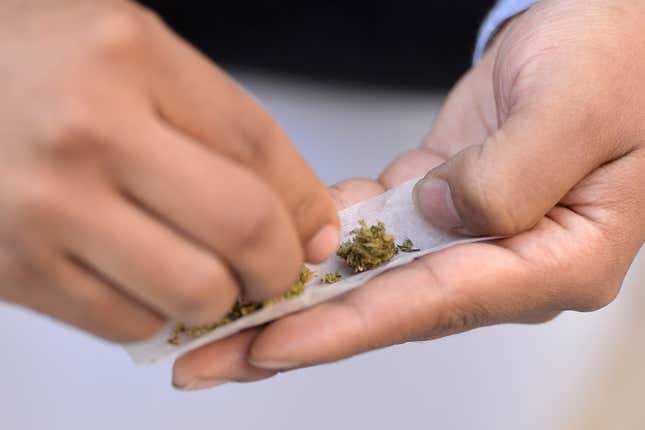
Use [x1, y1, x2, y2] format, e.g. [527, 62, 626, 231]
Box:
[171, 0, 645, 390]
[0, 0, 339, 342]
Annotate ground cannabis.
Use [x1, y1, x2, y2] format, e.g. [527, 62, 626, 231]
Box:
[167, 266, 314, 345]
[264, 266, 314, 304]
[397, 238, 420, 253]
[337, 220, 398, 273]
[321, 272, 342, 284]
[167, 222, 422, 345]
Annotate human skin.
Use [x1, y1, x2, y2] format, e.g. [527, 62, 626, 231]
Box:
[0, 0, 340, 342]
[173, 0, 645, 390]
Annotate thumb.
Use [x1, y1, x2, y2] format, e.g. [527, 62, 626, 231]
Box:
[413, 110, 618, 236]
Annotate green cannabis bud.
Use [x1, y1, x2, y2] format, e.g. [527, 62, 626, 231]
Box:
[337, 220, 398, 273]
[397, 238, 420, 253]
[321, 272, 342, 284]
[168, 266, 314, 345]
[264, 266, 314, 304]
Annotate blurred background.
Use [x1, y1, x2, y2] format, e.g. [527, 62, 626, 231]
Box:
[140, 0, 495, 89]
[2, 2, 644, 429]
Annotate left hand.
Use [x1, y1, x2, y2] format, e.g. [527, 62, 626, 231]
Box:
[171, 0, 645, 390]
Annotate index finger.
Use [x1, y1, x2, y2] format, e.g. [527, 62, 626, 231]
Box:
[142, 16, 340, 262]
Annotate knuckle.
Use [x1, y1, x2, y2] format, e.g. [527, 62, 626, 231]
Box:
[475, 188, 524, 236]
[41, 97, 95, 149]
[135, 5, 165, 28]
[442, 296, 492, 334]
[86, 4, 148, 53]
[557, 240, 628, 313]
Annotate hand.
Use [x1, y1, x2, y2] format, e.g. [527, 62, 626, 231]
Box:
[0, 0, 339, 341]
[171, 0, 645, 390]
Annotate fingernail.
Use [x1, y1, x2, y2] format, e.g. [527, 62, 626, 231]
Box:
[413, 178, 465, 232]
[249, 359, 303, 370]
[305, 224, 340, 263]
[173, 378, 228, 391]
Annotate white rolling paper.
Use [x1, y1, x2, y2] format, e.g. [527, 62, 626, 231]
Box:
[124, 177, 494, 366]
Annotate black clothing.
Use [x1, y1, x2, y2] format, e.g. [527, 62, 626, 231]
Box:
[139, 1, 493, 89]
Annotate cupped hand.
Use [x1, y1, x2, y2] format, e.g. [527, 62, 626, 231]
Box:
[0, 0, 338, 342]
[172, 0, 645, 390]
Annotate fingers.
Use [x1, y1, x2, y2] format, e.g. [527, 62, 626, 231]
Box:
[172, 328, 276, 391]
[110, 120, 304, 303]
[144, 17, 339, 262]
[170, 178, 385, 389]
[379, 148, 446, 189]
[328, 178, 386, 210]
[12, 250, 164, 343]
[59, 189, 240, 326]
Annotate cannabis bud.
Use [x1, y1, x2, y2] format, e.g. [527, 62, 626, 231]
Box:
[321, 272, 342, 284]
[337, 220, 398, 273]
[264, 266, 314, 304]
[397, 238, 420, 253]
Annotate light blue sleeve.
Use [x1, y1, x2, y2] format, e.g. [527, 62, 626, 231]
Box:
[473, 0, 539, 63]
